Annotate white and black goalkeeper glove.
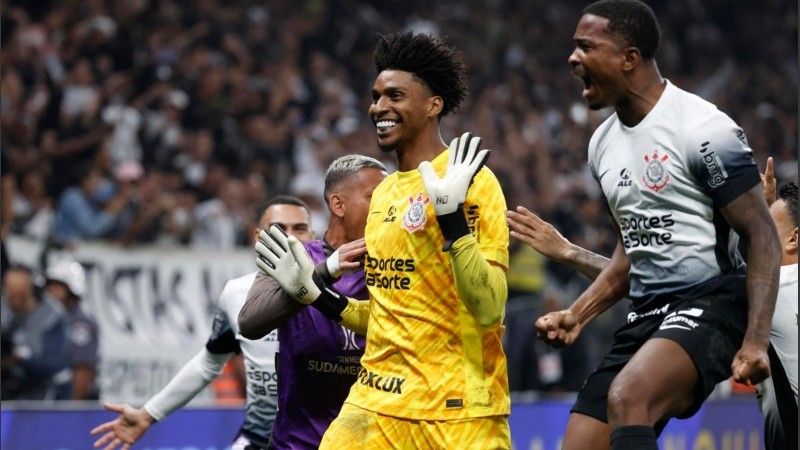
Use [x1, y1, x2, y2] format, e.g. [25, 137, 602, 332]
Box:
[418, 132, 490, 251]
[255, 225, 348, 320]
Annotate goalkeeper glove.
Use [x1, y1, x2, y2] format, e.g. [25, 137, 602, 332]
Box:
[255, 225, 348, 321]
[418, 132, 490, 251]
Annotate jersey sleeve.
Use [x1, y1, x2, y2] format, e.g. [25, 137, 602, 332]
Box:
[205, 306, 241, 355]
[464, 166, 509, 270]
[685, 117, 761, 208]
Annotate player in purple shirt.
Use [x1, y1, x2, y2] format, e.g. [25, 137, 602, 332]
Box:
[239, 154, 387, 449]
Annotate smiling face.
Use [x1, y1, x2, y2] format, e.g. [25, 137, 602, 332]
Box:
[568, 14, 630, 110]
[369, 70, 439, 153]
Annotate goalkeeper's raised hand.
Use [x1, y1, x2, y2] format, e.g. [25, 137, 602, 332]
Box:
[418, 132, 490, 251]
[255, 224, 348, 321]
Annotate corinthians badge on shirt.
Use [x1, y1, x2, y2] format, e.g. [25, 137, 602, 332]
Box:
[642, 149, 670, 192]
[402, 192, 429, 233]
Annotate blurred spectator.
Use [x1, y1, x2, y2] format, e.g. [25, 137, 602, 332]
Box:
[159, 186, 198, 247]
[1, 152, 15, 277]
[51, 160, 135, 245]
[174, 129, 216, 193]
[11, 170, 54, 240]
[120, 170, 180, 246]
[140, 88, 188, 171]
[191, 178, 252, 249]
[288, 171, 327, 238]
[1, 265, 69, 401]
[44, 259, 99, 400]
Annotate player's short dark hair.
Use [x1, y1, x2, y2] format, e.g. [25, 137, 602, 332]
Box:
[777, 182, 798, 228]
[373, 31, 469, 117]
[324, 155, 386, 205]
[583, 0, 661, 59]
[258, 195, 310, 219]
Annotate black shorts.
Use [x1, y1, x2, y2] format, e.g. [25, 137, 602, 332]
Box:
[572, 277, 748, 433]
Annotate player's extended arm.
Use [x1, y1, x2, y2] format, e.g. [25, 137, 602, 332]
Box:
[240, 239, 367, 339]
[143, 348, 231, 420]
[255, 225, 369, 335]
[722, 183, 781, 385]
[536, 232, 630, 349]
[419, 132, 505, 326]
[239, 271, 304, 340]
[507, 206, 609, 281]
[89, 348, 230, 449]
[90, 402, 155, 450]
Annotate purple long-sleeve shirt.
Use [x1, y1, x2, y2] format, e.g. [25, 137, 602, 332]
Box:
[240, 239, 367, 449]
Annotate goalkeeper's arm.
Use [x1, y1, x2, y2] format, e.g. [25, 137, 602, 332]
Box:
[449, 235, 508, 326]
[419, 132, 506, 326]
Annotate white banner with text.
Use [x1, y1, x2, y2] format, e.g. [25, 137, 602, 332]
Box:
[5, 235, 255, 405]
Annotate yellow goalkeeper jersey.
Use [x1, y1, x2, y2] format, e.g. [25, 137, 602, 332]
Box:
[346, 149, 510, 420]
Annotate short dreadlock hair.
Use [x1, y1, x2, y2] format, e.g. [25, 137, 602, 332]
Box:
[583, 0, 661, 60]
[373, 32, 469, 118]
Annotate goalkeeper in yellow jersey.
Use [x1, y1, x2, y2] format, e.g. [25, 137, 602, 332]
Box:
[256, 31, 511, 449]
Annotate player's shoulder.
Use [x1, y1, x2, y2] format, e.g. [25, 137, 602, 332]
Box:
[373, 171, 397, 195]
[474, 161, 501, 184]
[668, 82, 737, 132]
[219, 271, 258, 306]
[589, 113, 618, 148]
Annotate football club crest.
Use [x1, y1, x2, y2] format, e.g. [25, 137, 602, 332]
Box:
[402, 192, 429, 233]
[642, 149, 670, 192]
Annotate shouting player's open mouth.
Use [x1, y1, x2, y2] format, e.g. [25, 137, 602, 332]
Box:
[574, 71, 593, 100]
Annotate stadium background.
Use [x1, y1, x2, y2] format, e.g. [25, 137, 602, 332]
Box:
[1, 0, 796, 449]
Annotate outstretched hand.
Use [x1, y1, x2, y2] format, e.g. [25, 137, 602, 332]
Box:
[507, 206, 572, 262]
[731, 342, 771, 386]
[534, 309, 582, 349]
[89, 403, 154, 450]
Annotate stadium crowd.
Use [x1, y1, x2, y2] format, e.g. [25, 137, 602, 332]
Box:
[1, 0, 796, 397]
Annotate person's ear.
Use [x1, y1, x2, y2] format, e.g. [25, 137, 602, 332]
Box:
[428, 96, 443, 118]
[787, 227, 798, 254]
[329, 193, 345, 218]
[622, 47, 640, 73]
